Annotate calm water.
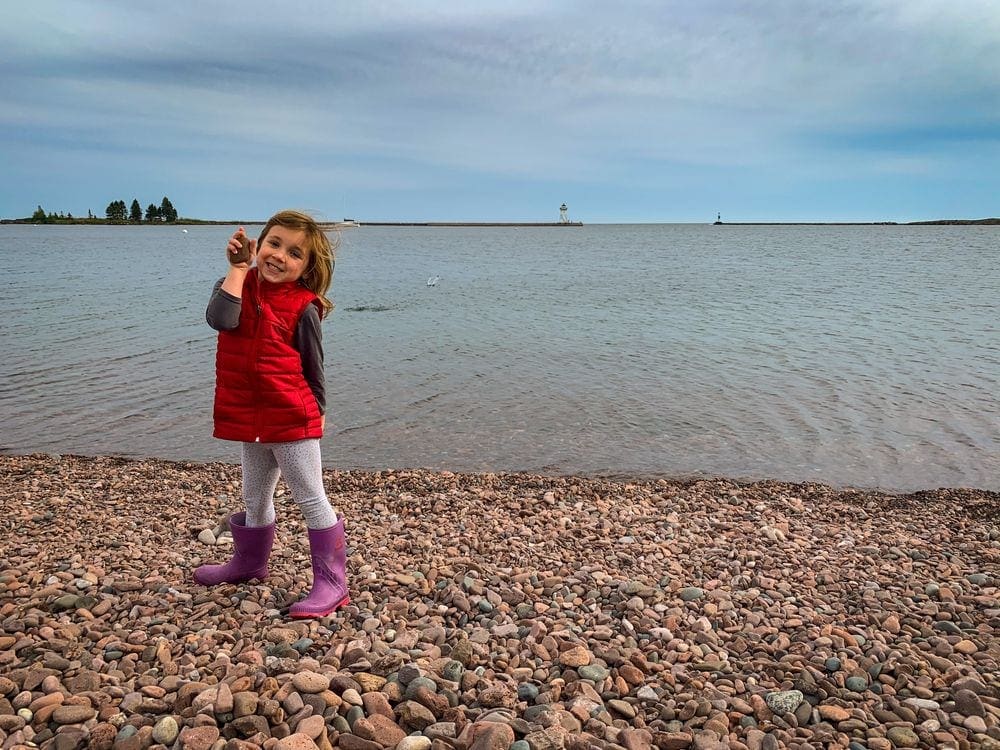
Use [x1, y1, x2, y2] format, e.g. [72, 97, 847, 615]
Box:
[1, 223, 998, 491]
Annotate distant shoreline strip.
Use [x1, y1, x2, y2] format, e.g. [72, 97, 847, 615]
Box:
[347, 221, 584, 227]
[713, 219, 1000, 226]
[4, 218, 997, 227]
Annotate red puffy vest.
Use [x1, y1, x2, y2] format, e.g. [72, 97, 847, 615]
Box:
[213, 269, 323, 443]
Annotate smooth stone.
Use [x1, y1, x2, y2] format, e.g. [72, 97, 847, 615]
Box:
[845, 676, 868, 692]
[963, 715, 988, 734]
[50, 595, 81, 612]
[578, 665, 610, 682]
[886, 726, 920, 747]
[197, 529, 216, 545]
[346, 705, 365, 729]
[152, 716, 179, 745]
[902, 698, 939, 711]
[517, 683, 540, 702]
[608, 699, 635, 719]
[954, 689, 986, 717]
[292, 671, 329, 693]
[679, 587, 704, 602]
[292, 638, 314, 653]
[523, 705, 551, 722]
[405, 677, 438, 699]
[116, 726, 138, 741]
[332, 715, 351, 733]
[933, 621, 962, 635]
[636, 686, 659, 702]
[51, 705, 96, 724]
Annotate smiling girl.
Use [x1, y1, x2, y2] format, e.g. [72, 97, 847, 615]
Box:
[194, 210, 349, 619]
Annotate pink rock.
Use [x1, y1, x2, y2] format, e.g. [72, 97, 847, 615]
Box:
[275, 734, 320, 750]
[817, 704, 851, 722]
[180, 725, 221, 750]
[468, 721, 516, 750]
[477, 685, 517, 709]
[214, 681, 234, 713]
[558, 645, 592, 667]
[354, 714, 406, 747]
[362, 691, 395, 719]
[296, 715, 326, 740]
[658, 732, 695, 750]
[397, 700, 437, 731]
[292, 671, 331, 693]
[337, 735, 382, 750]
[51, 705, 96, 724]
[620, 728, 654, 750]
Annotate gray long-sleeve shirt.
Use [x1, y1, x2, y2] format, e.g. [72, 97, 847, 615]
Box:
[206, 278, 325, 414]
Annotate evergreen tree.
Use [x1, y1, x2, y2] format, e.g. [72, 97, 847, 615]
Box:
[106, 200, 127, 223]
[160, 196, 178, 223]
[129, 199, 142, 223]
[145, 204, 160, 222]
[31, 206, 47, 222]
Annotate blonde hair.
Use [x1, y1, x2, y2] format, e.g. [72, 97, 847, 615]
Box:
[258, 210, 337, 318]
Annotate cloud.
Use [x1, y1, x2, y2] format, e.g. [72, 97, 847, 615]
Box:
[3, 0, 999, 220]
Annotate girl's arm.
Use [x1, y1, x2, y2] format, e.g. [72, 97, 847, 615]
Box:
[206, 278, 242, 331]
[294, 304, 326, 416]
[208, 227, 256, 330]
[220, 227, 256, 297]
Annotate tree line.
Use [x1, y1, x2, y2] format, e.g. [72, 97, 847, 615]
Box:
[28, 196, 179, 224]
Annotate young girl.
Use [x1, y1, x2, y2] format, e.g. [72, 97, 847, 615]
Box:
[193, 210, 349, 619]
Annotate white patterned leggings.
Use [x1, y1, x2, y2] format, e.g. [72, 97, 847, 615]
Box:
[241, 439, 337, 529]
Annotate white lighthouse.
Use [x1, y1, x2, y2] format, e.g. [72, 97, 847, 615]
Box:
[559, 203, 570, 224]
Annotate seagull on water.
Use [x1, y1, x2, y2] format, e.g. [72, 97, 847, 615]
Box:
[426, 276, 439, 286]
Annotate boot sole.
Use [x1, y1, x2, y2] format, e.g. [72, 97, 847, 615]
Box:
[289, 594, 351, 619]
[192, 571, 269, 586]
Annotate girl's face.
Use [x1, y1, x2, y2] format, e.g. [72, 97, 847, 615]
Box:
[256, 224, 310, 284]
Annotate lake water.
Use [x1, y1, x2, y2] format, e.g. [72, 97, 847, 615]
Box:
[1, 223, 997, 491]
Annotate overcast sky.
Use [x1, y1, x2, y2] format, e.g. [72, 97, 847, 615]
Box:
[3, 1, 999, 222]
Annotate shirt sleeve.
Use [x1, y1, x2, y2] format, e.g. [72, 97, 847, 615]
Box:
[206, 278, 242, 331]
[294, 303, 326, 415]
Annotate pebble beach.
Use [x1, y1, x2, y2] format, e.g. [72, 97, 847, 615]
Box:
[1, 454, 998, 750]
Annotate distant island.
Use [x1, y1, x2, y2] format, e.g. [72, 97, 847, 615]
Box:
[2, 198, 182, 225]
[906, 218, 1000, 225]
[1, 198, 585, 226]
[4, 201, 997, 227]
[712, 217, 1000, 226]
[0, 218, 583, 227]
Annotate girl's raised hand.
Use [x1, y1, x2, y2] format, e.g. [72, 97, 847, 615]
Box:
[227, 227, 257, 268]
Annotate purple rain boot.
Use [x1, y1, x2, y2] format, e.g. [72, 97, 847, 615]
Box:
[289, 518, 351, 619]
[192, 512, 275, 586]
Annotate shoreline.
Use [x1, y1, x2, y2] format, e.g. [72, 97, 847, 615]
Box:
[3, 218, 998, 227]
[3, 450, 996, 496]
[1, 453, 998, 749]
[713, 220, 1000, 226]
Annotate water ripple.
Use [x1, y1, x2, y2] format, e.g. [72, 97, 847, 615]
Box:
[1, 224, 998, 490]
